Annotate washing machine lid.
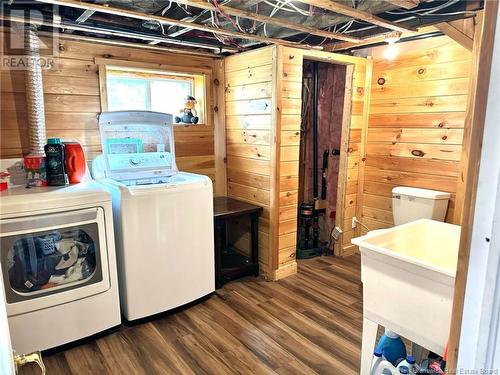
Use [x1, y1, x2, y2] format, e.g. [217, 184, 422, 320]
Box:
[98, 111, 177, 184]
[0, 181, 111, 216]
[102, 172, 211, 196]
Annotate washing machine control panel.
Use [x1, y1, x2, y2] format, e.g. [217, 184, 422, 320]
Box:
[107, 152, 172, 171]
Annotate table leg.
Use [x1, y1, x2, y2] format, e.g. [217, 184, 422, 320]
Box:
[214, 219, 226, 289]
[361, 317, 378, 375]
[250, 213, 259, 276]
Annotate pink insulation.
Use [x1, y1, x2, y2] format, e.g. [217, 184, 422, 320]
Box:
[299, 61, 347, 238]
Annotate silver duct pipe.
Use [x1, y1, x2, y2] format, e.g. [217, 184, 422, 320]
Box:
[24, 26, 46, 155]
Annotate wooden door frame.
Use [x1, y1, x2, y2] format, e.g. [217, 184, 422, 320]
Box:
[334, 64, 355, 256]
[456, 11, 500, 367]
[447, 1, 499, 370]
[298, 55, 355, 257]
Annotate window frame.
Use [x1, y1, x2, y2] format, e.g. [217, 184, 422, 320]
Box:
[97, 58, 211, 126]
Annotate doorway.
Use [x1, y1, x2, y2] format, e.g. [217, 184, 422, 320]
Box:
[296, 59, 353, 259]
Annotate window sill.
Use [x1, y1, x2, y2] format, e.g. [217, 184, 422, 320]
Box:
[174, 123, 208, 127]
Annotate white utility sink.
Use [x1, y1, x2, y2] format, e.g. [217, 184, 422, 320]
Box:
[352, 219, 461, 374]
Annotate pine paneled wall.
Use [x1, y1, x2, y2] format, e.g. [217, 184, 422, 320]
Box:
[0, 31, 219, 183]
[276, 47, 301, 273]
[224, 47, 275, 273]
[361, 36, 472, 232]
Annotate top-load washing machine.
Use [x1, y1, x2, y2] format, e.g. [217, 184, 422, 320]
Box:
[92, 111, 214, 321]
[0, 173, 121, 354]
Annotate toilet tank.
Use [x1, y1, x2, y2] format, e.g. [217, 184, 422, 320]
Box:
[392, 187, 451, 225]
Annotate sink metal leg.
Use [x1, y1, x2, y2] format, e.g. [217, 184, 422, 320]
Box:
[361, 317, 378, 375]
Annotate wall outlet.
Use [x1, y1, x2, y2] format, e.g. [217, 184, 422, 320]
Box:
[352, 216, 357, 229]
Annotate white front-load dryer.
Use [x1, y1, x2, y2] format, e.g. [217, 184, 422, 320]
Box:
[98, 172, 215, 321]
[0, 179, 121, 354]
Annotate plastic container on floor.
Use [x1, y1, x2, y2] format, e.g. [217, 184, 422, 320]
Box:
[376, 329, 407, 366]
[371, 348, 397, 375]
[397, 355, 419, 374]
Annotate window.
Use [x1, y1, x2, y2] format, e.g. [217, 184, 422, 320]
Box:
[103, 66, 206, 124]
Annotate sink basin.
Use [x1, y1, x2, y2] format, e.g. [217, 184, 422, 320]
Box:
[356, 218, 461, 278]
[352, 218, 461, 355]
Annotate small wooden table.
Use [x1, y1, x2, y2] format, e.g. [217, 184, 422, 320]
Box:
[213, 197, 262, 288]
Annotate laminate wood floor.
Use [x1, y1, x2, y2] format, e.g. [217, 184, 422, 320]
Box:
[20, 255, 363, 375]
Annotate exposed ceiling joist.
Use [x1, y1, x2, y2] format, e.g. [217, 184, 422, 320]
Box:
[4, 13, 234, 53]
[324, 25, 437, 51]
[294, 0, 417, 33]
[435, 22, 473, 51]
[56, 33, 218, 58]
[385, 0, 420, 10]
[34, 0, 320, 49]
[1, 18, 217, 57]
[173, 0, 361, 43]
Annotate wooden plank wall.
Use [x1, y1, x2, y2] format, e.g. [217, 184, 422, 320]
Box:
[361, 36, 472, 232]
[0, 31, 219, 184]
[224, 47, 275, 274]
[223, 47, 369, 279]
[276, 47, 302, 276]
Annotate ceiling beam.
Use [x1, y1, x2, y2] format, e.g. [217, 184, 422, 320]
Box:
[385, 0, 420, 10]
[34, 0, 320, 49]
[325, 25, 437, 51]
[5, 13, 234, 53]
[1, 18, 218, 57]
[294, 0, 416, 33]
[173, 0, 361, 43]
[435, 21, 473, 51]
[56, 34, 219, 58]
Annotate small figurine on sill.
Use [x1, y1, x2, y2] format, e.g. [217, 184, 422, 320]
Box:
[175, 95, 199, 124]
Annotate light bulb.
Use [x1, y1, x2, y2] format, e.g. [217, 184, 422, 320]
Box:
[383, 43, 399, 60]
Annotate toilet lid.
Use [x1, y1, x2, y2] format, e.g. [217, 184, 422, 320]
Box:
[392, 187, 451, 200]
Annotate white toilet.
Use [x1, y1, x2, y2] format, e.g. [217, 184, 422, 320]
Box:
[392, 186, 451, 224]
[369, 186, 451, 234]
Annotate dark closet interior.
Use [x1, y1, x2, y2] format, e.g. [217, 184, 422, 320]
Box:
[297, 60, 347, 259]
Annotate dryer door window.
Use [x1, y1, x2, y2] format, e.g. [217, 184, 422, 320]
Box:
[0, 208, 108, 309]
[7, 226, 99, 296]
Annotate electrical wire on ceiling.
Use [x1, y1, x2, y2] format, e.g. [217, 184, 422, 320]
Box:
[284, 0, 313, 16]
[297, 15, 354, 44]
[161, 2, 172, 16]
[178, 3, 192, 15]
[263, 0, 298, 37]
[262, 0, 312, 16]
[148, 0, 479, 50]
[302, 0, 478, 43]
[208, 0, 244, 48]
[235, 1, 259, 33]
[337, 0, 477, 36]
